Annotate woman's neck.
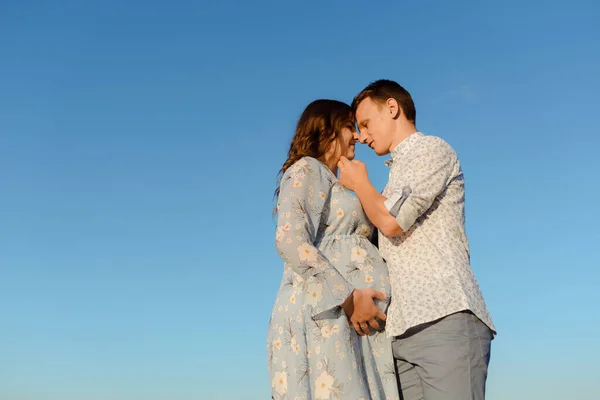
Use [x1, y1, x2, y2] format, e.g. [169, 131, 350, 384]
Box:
[324, 158, 338, 177]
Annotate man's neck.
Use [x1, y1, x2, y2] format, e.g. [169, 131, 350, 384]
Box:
[389, 123, 418, 153]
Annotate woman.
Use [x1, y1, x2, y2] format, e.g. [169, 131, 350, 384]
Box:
[267, 100, 399, 400]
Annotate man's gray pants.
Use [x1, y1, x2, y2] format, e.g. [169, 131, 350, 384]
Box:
[391, 311, 493, 400]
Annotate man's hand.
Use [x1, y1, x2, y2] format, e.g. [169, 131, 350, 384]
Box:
[338, 156, 369, 191]
[341, 288, 387, 336]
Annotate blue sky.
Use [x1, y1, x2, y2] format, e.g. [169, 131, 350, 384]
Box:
[1, 0, 599, 399]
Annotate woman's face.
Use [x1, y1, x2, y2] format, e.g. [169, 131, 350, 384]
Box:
[328, 125, 359, 163]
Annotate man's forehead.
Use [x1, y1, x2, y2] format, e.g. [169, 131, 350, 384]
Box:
[356, 100, 373, 120]
[358, 97, 378, 111]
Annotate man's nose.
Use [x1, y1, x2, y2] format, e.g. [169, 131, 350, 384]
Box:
[358, 130, 368, 144]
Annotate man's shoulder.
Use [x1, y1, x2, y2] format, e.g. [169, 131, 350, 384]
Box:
[421, 134, 454, 150]
[416, 134, 458, 161]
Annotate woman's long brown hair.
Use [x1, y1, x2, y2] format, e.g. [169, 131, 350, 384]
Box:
[274, 99, 354, 206]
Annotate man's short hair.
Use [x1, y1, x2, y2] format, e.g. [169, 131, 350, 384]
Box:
[352, 79, 416, 124]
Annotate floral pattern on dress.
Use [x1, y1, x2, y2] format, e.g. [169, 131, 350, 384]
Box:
[267, 157, 400, 400]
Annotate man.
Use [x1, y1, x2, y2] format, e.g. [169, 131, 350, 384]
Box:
[338, 79, 496, 400]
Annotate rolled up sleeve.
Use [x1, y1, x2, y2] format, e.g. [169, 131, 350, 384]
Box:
[383, 185, 416, 231]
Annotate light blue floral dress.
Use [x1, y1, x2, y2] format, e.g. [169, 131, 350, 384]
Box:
[267, 157, 399, 400]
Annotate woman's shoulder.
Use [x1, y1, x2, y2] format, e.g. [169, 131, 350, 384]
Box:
[292, 156, 324, 170]
[284, 156, 335, 182]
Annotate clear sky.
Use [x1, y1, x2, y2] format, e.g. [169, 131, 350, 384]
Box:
[1, 1, 599, 399]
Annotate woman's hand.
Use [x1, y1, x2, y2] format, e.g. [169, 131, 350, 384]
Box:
[341, 288, 387, 336]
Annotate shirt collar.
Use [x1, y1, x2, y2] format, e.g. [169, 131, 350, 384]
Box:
[385, 132, 424, 167]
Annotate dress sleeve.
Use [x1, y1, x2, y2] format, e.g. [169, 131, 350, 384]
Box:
[275, 157, 354, 319]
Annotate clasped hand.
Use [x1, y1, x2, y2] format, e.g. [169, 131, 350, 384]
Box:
[341, 288, 387, 336]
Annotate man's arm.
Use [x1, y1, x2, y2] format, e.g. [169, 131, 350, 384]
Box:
[388, 137, 457, 233]
[338, 137, 458, 237]
[337, 158, 405, 237]
[353, 180, 404, 237]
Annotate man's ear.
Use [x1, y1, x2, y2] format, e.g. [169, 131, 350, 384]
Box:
[386, 98, 401, 119]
